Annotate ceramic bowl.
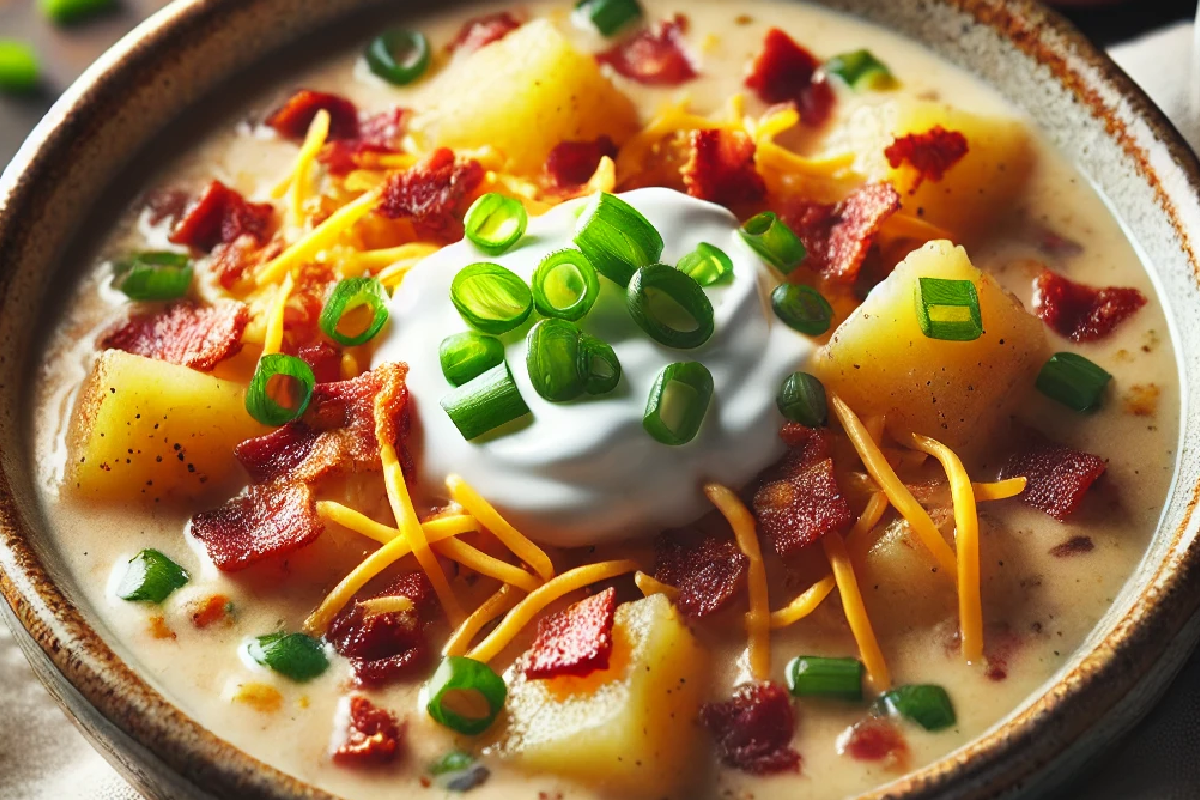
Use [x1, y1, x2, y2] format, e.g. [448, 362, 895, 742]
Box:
[3, 1, 1200, 798]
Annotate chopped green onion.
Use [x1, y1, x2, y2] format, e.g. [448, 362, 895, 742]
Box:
[439, 332, 506, 387]
[626, 264, 715, 350]
[441, 362, 531, 440]
[365, 29, 431, 86]
[428, 751, 490, 792]
[915, 277, 983, 341]
[574, 192, 664, 286]
[874, 684, 957, 731]
[643, 362, 714, 445]
[246, 354, 316, 426]
[38, 0, 115, 25]
[771, 283, 833, 335]
[825, 49, 896, 90]
[1036, 352, 1111, 412]
[464, 193, 529, 255]
[0, 40, 40, 94]
[574, 0, 643, 36]
[429, 751, 476, 776]
[112, 251, 193, 301]
[247, 632, 329, 683]
[739, 212, 806, 274]
[676, 242, 734, 287]
[426, 656, 507, 735]
[578, 333, 622, 395]
[450, 262, 533, 335]
[117, 549, 189, 604]
[319, 277, 389, 346]
[777, 372, 827, 427]
[786, 655, 864, 701]
[526, 319, 585, 402]
[532, 249, 601, 321]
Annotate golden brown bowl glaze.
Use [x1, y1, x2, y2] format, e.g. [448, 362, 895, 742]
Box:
[2, 1, 1200, 798]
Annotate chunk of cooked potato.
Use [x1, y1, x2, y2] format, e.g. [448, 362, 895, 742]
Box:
[65, 350, 267, 502]
[811, 240, 1046, 453]
[411, 19, 640, 174]
[498, 594, 707, 797]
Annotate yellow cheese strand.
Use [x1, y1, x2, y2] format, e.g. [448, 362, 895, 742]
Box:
[359, 595, 415, 618]
[585, 156, 616, 194]
[446, 474, 555, 580]
[634, 570, 679, 599]
[352, 243, 441, 275]
[315, 500, 480, 544]
[881, 212, 954, 243]
[256, 187, 381, 285]
[431, 537, 541, 593]
[973, 477, 1026, 501]
[823, 529, 890, 691]
[261, 271, 293, 356]
[444, 584, 521, 658]
[339, 351, 359, 381]
[705, 483, 770, 682]
[289, 109, 330, 225]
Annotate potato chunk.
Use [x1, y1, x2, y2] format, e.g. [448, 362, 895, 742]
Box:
[65, 350, 267, 502]
[499, 595, 707, 797]
[412, 19, 639, 174]
[811, 240, 1046, 452]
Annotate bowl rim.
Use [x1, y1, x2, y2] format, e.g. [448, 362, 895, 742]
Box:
[2, 1, 1200, 798]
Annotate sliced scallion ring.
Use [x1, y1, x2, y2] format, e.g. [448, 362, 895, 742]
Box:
[578, 333, 622, 395]
[573, 0, 643, 36]
[439, 332, 506, 387]
[116, 549, 189, 604]
[247, 632, 329, 682]
[365, 29, 432, 86]
[426, 656, 507, 735]
[915, 277, 983, 341]
[786, 655, 864, 702]
[874, 684, 957, 731]
[246, 353, 316, 426]
[825, 49, 896, 90]
[574, 192, 664, 286]
[319, 277, 390, 346]
[112, 251, 193, 301]
[39, 0, 115, 25]
[740, 211, 806, 274]
[532, 249, 601, 321]
[526, 319, 586, 402]
[464, 193, 529, 255]
[0, 40, 40, 94]
[1035, 351, 1111, 413]
[441, 362, 531, 440]
[676, 242, 734, 286]
[627, 264, 715, 350]
[771, 283, 833, 335]
[450, 262, 533, 335]
[643, 362, 714, 445]
[776, 372, 827, 427]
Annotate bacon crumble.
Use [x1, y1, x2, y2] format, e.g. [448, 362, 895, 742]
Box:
[266, 89, 361, 141]
[1030, 268, 1147, 343]
[884, 126, 969, 192]
[524, 587, 617, 680]
[545, 135, 619, 188]
[701, 682, 801, 775]
[297, 342, 344, 385]
[744, 28, 834, 126]
[654, 530, 748, 619]
[448, 12, 523, 53]
[327, 572, 440, 686]
[838, 716, 909, 769]
[188, 594, 231, 629]
[332, 696, 405, 766]
[101, 301, 249, 372]
[376, 148, 485, 241]
[682, 128, 766, 210]
[169, 180, 276, 252]
[1050, 535, 1095, 558]
[190, 482, 323, 571]
[596, 14, 697, 87]
[780, 182, 902, 283]
[1000, 428, 1106, 522]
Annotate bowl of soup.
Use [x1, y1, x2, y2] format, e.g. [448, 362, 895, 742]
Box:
[2, 0, 1200, 798]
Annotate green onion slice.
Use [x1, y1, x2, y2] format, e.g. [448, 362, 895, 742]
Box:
[1035, 351, 1111, 413]
[677, 242, 734, 287]
[627, 264, 715, 350]
[365, 29, 431, 86]
[439, 332, 506, 387]
[532, 249, 601, 321]
[450, 262, 533, 335]
[771, 283, 833, 336]
[825, 49, 897, 90]
[441, 362, 531, 440]
[0, 40, 40, 94]
[319, 277, 389, 346]
[247, 632, 329, 683]
[915, 277, 983, 341]
[112, 251, 193, 301]
[643, 362, 714, 445]
[429, 751, 476, 777]
[464, 193, 528, 255]
[426, 656, 507, 735]
[874, 684, 957, 731]
[777, 372, 828, 427]
[246, 353, 316, 426]
[578, 333, 622, 395]
[117, 549, 189, 604]
[38, 0, 116, 26]
[574, 192, 664, 286]
[573, 0, 643, 36]
[786, 655, 864, 702]
[526, 319, 586, 402]
[740, 212, 806, 274]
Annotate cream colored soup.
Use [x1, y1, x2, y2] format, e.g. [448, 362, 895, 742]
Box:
[31, 2, 1178, 799]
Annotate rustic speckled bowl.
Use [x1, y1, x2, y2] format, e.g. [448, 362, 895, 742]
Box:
[2, 1, 1200, 798]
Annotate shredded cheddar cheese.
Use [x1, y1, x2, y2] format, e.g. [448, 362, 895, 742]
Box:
[261, 271, 293, 356]
[256, 187, 382, 285]
[974, 477, 1026, 501]
[845, 492, 890, 566]
[705, 483, 770, 682]
[444, 584, 521, 658]
[585, 155, 616, 194]
[315, 500, 479, 544]
[359, 595, 416, 618]
[339, 351, 359, 381]
[882, 211, 954, 243]
[823, 530, 890, 690]
[289, 109, 330, 225]
[446, 474, 555, 581]
[431, 537, 541, 593]
[634, 570, 680, 600]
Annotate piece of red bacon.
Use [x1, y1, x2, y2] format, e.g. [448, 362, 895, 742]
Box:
[654, 530, 748, 619]
[1000, 427, 1106, 522]
[169, 180, 276, 253]
[596, 14, 697, 87]
[101, 301, 249, 372]
[359, 106, 410, 148]
[327, 572, 440, 686]
[701, 682, 801, 775]
[1030, 268, 1146, 343]
[884, 126, 969, 192]
[524, 587, 617, 680]
[376, 148, 485, 241]
[545, 135, 619, 188]
[744, 28, 834, 127]
[332, 696, 405, 766]
[297, 341, 344, 384]
[779, 182, 902, 283]
[448, 11, 523, 53]
[317, 107, 409, 177]
[190, 482, 323, 571]
[682, 128, 766, 211]
[838, 716, 909, 769]
[266, 89, 360, 142]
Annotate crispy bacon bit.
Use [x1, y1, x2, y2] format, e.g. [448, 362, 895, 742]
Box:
[101, 301, 249, 372]
[318, 142, 398, 177]
[1050, 535, 1095, 558]
[545, 136, 619, 188]
[144, 189, 191, 229]
[377, 148, 485, 241]
[884, 126, 969, 192]
[1123, 383, 1160, 418]
[1000, 428, 1106, 522]
[169, 180, 276, 252]
[332, 696, 405, 766]
[328, 572, 439, 686]
[744, 28, 834, 126]
[753, 424, 853, 558]
[208, 234, 277, 290]
[524, 587, 617, 680]
[449, 11, 522, 53]
[682, 128, 766, 210]
[701, 683, 801, 775]
[235, 363, 409, 486]
[654, 530, 748, 619]
[298, 342, 344, 384]
[316, 107, 409, 177]
[780, 182, 902, 283]
[838, 717, 909, 769]
[190, 483, 323, 571]
[359, 107, 410, 148]
[266, 89, 360, 141]
[596, 15, 697, 87]
[1030, 268, 1146, 343]
[188, 594, 231, 629]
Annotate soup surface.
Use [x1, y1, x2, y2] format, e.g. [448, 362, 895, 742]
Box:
[31, 2, 1179, 799]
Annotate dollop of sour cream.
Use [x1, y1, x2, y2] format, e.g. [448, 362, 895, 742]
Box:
[376, 188, 814, 547]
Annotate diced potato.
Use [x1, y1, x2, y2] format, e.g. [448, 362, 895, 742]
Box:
[860, 514, 957, 632]
[65, 350, 267, 502]
[412, 20, 640, 174]
[498, 595, 707, 797]
[811, 240, 1047, 452]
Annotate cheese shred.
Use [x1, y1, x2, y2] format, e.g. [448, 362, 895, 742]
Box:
[446, 474, 555, 580]
[634, 570, 680, 600]
[823, 530, 890, 690]
[256, 187, 381, 285]
[444, 584, 521, 658]
[431, 537, 541, 593]
[974, 477, 1027, 502]
[315, 500, 479, 544]
[705, 483, 770, 681]
[359, 595, 415, 618]
[288, 109, 330, 225]
[261, 271, 293, 356]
